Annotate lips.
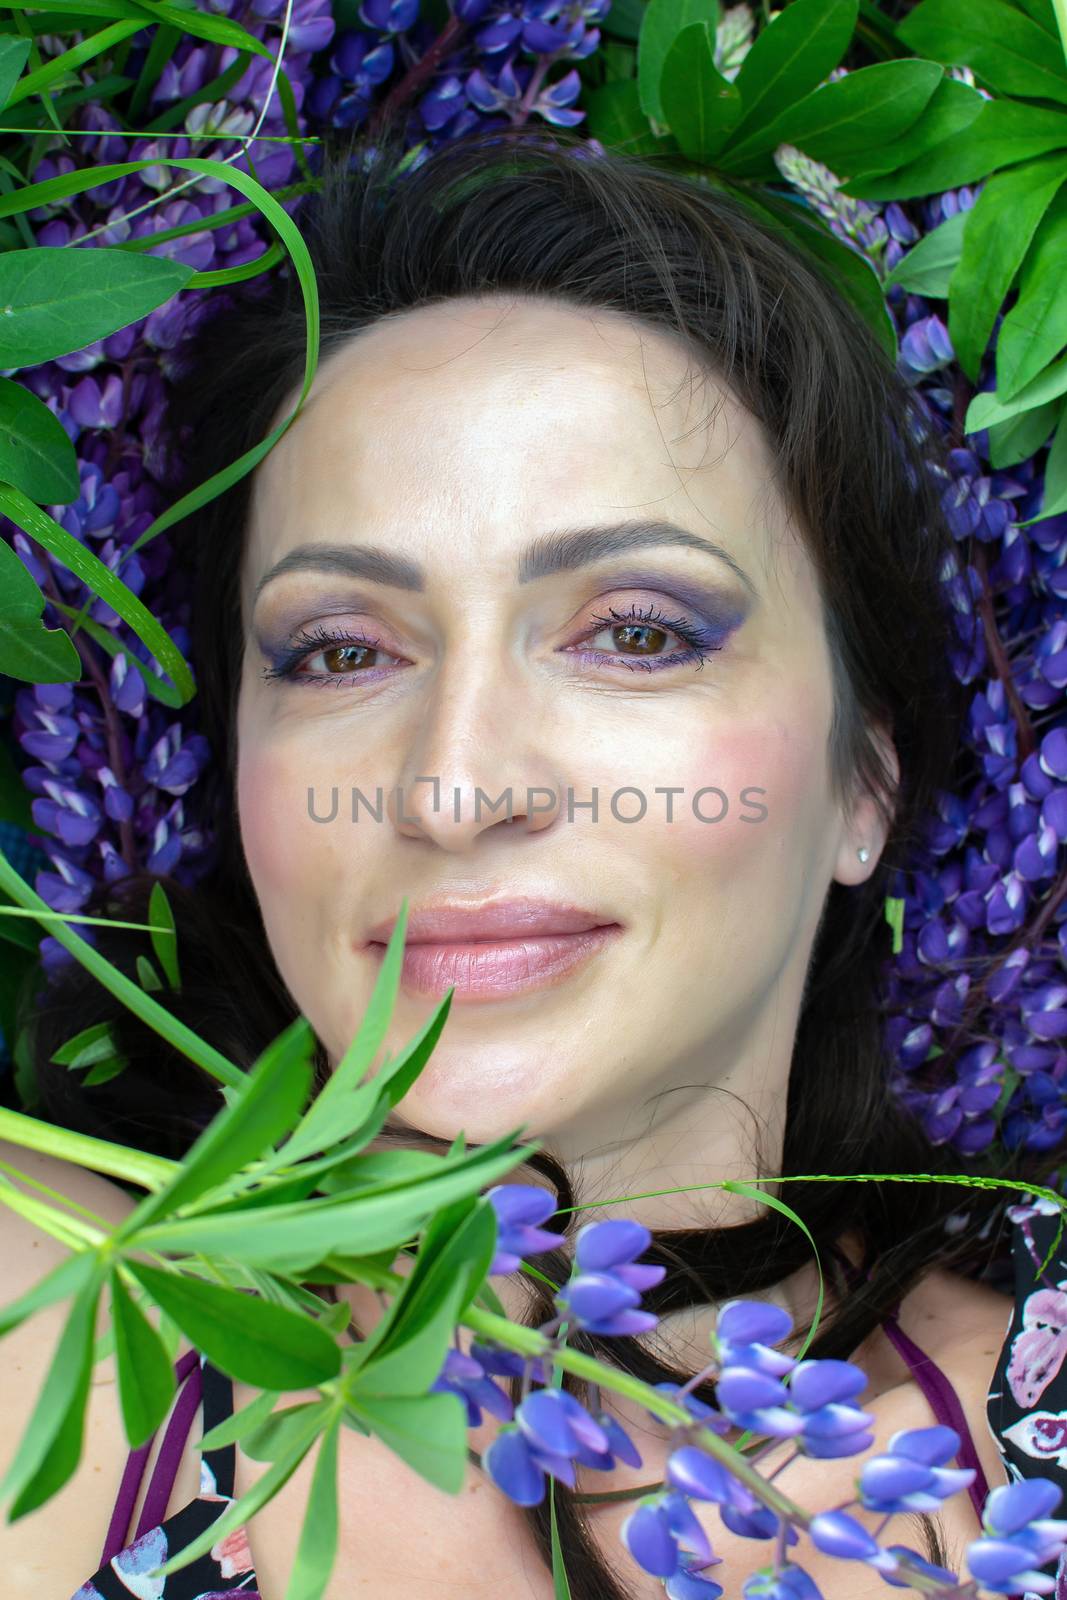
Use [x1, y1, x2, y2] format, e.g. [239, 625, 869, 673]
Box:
[364, 898, 619, 946]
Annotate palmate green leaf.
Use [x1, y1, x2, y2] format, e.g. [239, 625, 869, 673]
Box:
[351, 1264, 472, 1398]
[0, 34, 31, 108]
[346, 1389, 469, 1494]
[948, 151, 1067, 382]
[986, 398, 1061, 468]
[125, 1263, 342, 1390]
[0, 375, 78, 501]
[841, 75, 984, 188]
[725, 0, 857, 151]
[636, 0, 718, 128]
[0, 534, 81, 683]
[284, 1414, 342, 1600]
[845, 97, 1067, 200]
[897, 0, 1067, 105]
[884, 209, 967, 297]
[659, 21, 741, 161]
[0, 1258, 104, 1516]
[966, 349, 1067, 432]
[150, 1403, 327, 1580]
[0, 846, 245, 1092]
[997, 188, 1067, 400]
[0, 246, 194, 368]
[114, 1015, 317, 1238]
[0, 484, 194, 701]
[135, 1135, 536, 1274]
[109, 1269, 176, 1448]
[723, 57, 942, 178]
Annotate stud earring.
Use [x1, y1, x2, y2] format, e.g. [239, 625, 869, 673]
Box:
[857, 845, 870, 863]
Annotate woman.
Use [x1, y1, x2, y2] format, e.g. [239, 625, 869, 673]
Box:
[0, 123, 1037, 1599]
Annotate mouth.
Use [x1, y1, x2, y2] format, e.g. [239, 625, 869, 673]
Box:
[361, 898, 625, 1002]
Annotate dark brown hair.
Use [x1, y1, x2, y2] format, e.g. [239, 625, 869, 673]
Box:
[25, 120, 1033, 1590]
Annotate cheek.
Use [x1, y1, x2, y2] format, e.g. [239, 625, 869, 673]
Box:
[236, 741, 346, 905]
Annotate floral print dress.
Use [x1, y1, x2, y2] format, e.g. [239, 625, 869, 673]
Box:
[987, 1193, 1067, 1600]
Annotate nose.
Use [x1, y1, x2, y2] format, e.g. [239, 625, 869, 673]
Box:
[389, 653, 566, 852]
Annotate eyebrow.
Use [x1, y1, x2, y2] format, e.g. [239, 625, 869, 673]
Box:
[251, 518, 758, 608]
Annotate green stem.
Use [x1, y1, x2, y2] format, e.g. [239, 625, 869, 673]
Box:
[0, 1106, 177, 1192]
[0, 1173, 106, 1249]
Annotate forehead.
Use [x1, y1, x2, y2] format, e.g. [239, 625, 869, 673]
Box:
[242, 293, 790, 608]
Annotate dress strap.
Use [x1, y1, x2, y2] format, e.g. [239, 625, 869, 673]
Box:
[99, 1346, 200, 1568]
[880, 1310, 991, 1524]
[199, 1357, 237, 1497]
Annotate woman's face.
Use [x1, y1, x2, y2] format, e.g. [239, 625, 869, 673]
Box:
[235, 293, 888, 1223]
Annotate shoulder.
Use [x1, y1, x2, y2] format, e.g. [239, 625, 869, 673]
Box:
[0, 1139, 193, 1596]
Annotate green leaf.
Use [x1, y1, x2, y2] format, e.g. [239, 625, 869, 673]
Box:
[82, 1055, 128, 1086]
[51, 1019, 119, 1070]
[965, 350, 1067, 431]
[118, 1015, 317, 1236]
[243, 1400, 327, 1461]
[948, 152, 1067, 381]
[1010, 0, 1058, 30]
[148, 880, 180, 989]
[135, 953, 163, 991]
[727, 0, 858, 149]
[352, 1266, 472, 1397]
[659, 21, 741, 160]
[346, 1390, 468, 1494]
[1021, 400, 1067, 523]
[136, 1136, 535, 1275]
[897, 0, 1067, 104]
[722, 1179, 825, 1359]
[199, 1385, 281, 1452]
[0, 247, 195, 369]
[284, 1414, 342, 1600]
[985, 398, 1061, 467]
[884, 209, 968, 296]
[724, 57, 942, 176]
[109, 1269, 176, 1448]
[0, 35, 31, 110]
[150, 1404, 325, 1579]
[0, 376, 79, 502]
[125, 1263, 341, 1391]
[0, 1261, 103, 1515]
[45, 595, 184, 709]
[637, 0, 718, 127]
[841, 75, 984, 186]
[996, 188, 1067, 400]
[0, 536, 80, 684]
[845, 97, 1067, 198]
[0, 1244, 95, 1339]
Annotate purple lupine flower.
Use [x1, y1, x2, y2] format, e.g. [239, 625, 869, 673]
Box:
[967, 1477, 1067, 1594]
[858, 1424, 975, 1514]
[429, 1346, 514, 1426]
[742, 1566, 823, 1600]
[484, 1182, 563, 1273]
[554, 1217, 665, 1335]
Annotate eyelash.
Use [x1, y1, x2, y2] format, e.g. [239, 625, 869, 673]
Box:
[260, 602, 725, 689]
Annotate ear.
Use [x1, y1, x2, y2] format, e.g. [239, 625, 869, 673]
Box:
[832, 721, 899, 888]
